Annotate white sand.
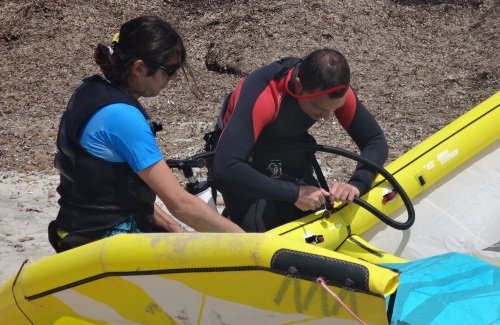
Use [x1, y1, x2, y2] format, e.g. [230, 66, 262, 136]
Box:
[0, 171, 59, 284]
[0, 171, 205, 284]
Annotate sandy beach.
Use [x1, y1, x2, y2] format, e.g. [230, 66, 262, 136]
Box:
[0, 171, 59, 284]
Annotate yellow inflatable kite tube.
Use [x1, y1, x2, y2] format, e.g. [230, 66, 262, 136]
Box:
[269, 91, 500, 253]
[350, 90, 499, 234]
[1, 233, 398, 324]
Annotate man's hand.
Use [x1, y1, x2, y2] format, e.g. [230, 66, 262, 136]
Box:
[294, 185, 330, 211]
[329, 182, 360, 204]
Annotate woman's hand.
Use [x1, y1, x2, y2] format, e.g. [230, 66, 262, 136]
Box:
[153, 203, 187, 232]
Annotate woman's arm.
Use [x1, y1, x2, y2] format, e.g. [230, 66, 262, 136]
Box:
[152, 203, 187, 232]
[138, 160, 245, 233]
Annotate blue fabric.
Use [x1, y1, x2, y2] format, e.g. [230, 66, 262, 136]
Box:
[385, 253, 500, 325]
[105, 218, 142, 237]
[79, 103, 163, 172]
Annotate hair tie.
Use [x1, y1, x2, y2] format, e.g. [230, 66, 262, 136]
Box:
[108, 32, 121, 57]
[111, 32, 120, 44]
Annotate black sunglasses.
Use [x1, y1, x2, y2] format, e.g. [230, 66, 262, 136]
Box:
[143, 60, 181, 77]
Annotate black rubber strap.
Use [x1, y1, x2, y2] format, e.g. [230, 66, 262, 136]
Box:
[307, 152, 334, 211]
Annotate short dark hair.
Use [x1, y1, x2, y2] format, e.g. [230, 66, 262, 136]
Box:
[94, 16, 187, 86]
[298, 49, 350, 99]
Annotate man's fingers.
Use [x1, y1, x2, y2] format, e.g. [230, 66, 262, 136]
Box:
[329, 183, 354, 203]
[319, 193, 326, 205]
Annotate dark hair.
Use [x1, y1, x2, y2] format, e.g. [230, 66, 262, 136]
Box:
[94, 16, 189, 86]
[298, 49, 350, 99]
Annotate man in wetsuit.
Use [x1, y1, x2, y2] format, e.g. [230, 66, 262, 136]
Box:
[211, 48, 388, 232]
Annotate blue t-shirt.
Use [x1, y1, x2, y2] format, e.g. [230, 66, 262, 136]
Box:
[79, 103, 163, 173]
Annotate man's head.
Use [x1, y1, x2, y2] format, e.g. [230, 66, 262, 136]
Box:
[293, 49, 351, 121]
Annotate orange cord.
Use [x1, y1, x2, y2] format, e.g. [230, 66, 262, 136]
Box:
[316, 277, 367, 325]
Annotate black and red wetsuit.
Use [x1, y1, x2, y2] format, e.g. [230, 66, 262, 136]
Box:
[212, 57, 388, 231]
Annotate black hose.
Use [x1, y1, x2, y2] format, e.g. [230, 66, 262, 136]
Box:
[286, 143, 415, 230]
[167, 145, 415, 230]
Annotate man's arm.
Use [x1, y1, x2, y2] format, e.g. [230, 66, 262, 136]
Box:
[335, 89, 389, 196]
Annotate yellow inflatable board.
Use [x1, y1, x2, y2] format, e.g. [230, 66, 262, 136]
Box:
[0, 233, 398, 324]
[269, 92, 499, 260]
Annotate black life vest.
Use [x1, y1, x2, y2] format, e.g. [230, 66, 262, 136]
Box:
[54, 75, 159, 233]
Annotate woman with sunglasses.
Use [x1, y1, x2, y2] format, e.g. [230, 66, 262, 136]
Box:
[49, 16, 243, 252]
[210, 49, 388, 232]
